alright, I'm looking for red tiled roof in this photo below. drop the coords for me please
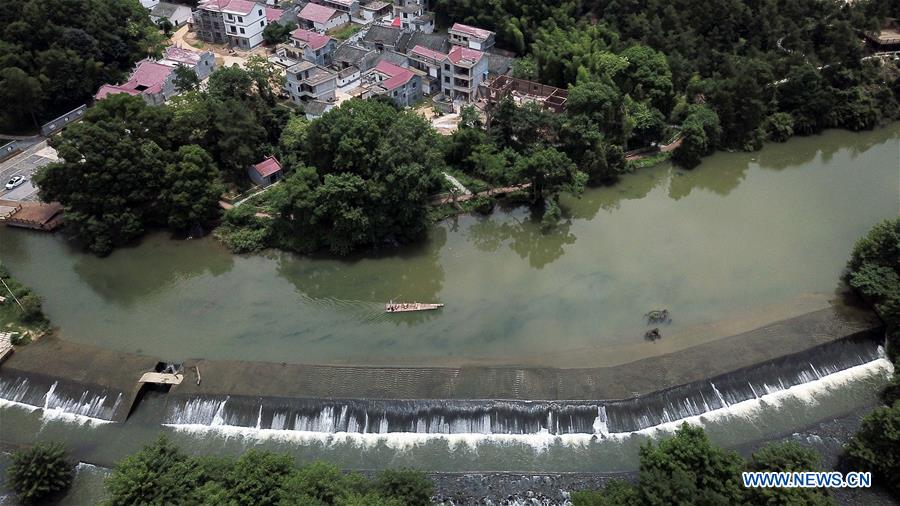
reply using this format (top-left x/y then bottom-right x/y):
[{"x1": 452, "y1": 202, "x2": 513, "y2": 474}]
[
  {"x1": 95, "y1": 60, "x2": 174, "y2": 100},
  {"x1": 450, "y1": 23, "x2": 494, "y2": 40},
  {"x1": 410, "y1": 45, "x2": 445, "y2": 62},
  {"x1": 447, "y1": 45, "x2": 484, "y2": 65},
  {"x1": 163, "y1": 45, "x2": 203, "y2": 65},
  {"x1": 373, "y1": 61, "x2": 413, "y2": 90},
  {"x1": 222, "y1": 0, "x2": 256, "y2": 14},
  {"x1": 391, "y1": 17, "x2": 400, "y2": 27},
  {"x1": 95, "y1": 84, "x2": 139, "y2": 100},
  {"x1": 252, "y1": 156, "x2": 282, "y2": 178},
  {"x1": 290, "y1": 28, "x2": 333, "y2": 50},
  {"x1": 299, "y1": 2, "x2": 338, "y2": 24},
  {"x1": 265, "y1": 7, "x2": 284, "y2": 22}
]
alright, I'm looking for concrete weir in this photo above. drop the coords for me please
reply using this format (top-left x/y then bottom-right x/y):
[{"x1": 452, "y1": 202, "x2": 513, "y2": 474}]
[{"x1": 0, "y1": 304, "x2": 886, "y2": 430}]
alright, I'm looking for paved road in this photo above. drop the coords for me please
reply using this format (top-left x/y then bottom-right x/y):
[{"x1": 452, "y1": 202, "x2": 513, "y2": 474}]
[{"x1": 0, "y1": 140, "x2": 57, "y2": 202}]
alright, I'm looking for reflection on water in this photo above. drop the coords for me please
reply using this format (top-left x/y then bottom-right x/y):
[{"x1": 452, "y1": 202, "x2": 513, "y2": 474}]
[{"x1": 0, "y1": 125, "x2": 897, "y2": 366}]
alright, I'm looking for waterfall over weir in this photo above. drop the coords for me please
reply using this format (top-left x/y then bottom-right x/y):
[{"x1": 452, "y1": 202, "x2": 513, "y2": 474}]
[
  {"x1": 0, "y1": 373, "x2": 123, "y2": 422},
  {"x1": 164, "y1": 336, "x2": 889, "y2": 438}
]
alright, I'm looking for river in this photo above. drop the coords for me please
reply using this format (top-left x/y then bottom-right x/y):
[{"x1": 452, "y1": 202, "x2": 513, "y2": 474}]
[{"x1": 0, "y1": 126, "x2": 897, "y2": 494}]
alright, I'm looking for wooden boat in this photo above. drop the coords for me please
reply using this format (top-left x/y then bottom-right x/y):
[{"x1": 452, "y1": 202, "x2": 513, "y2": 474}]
[{"x1": 385, "y1": 302, "x2": 444, "y2": 313}]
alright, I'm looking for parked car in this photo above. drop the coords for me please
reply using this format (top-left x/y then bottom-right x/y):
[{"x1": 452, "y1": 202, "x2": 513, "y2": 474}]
[{"x1": 4, "y1": 175, "x2": 25, "y2": 190}]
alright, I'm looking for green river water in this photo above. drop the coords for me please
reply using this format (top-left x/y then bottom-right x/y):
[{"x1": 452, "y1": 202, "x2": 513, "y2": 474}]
[
  {"x1": 0, "y1": 126, "x2": 898, "y2": 368},
  {"x1": 0, "y1": 126, "x2": 897, "y2": 494}
]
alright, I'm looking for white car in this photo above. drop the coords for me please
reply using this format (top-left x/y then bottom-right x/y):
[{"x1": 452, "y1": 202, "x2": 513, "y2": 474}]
[{"x1": 5, "y1": 175, "x2": 25, "y2": 190}]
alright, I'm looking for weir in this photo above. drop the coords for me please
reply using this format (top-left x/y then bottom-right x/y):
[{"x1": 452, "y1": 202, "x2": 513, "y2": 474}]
[{"x1": 0, "y1": 304, "x2": 886, "y2": 433}]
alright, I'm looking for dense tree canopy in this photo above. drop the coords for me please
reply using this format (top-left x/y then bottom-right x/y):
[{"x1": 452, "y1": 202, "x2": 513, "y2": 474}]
[
  {"x1": 7, "y1": 443, "x2": 74, "y2": 505},
  {"x1": 105, "y1": 436, "x2": 431, "y2": 505},
  {"x1": 0, "y1": 0, "x2": 162, "y2": 131}
]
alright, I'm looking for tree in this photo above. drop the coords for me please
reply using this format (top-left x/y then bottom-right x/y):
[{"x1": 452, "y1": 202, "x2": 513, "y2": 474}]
[
  {"x1": 618, "y1": 45, "x2": 674, "y2": 114},
  {"x1": 637, "y1": 424, "x2": 745, "y2": 505},
  {"x1": 221, "y1": 451, "x2": 294, "y2": 505},
  {"x1": 673, "y1": 105, "x2": 721, "y2": 169},
  {"x1": 746, "y1": 442, "x2": 834, "y2": 505},
  {"x1": 0, "y1": 67, "x2": 43, "y2": 128},
  {"x1": 263, "y1": 21, "x2": 297, "y2": 45},
  {"x1": 105, "y1": 436, "x2": 206, "y2": 505},
  {"x1": 7, "y1": 443, "x2": 74, "y2": 505},
  {"x1": 173, "y1": 65, "x2": 201, "y2": 93},
  {"x1": 162, "y1": 145, "x2": 224, "y2": 231},
  {"x1": 156, "y1": 17, "x2": 174, "y2": 37},
  {"x1": 373, "y1": 469, "x2": 433, "y2": 506},
  {"x1": 846, "y1": 402, "x2": 900, "y2": 495},
  {"x1": 514, "y1": 147, "x2": 585, "y2": 204},
  {"x1": 765, "y1": 112, "x2": 794, "y2": 142}
]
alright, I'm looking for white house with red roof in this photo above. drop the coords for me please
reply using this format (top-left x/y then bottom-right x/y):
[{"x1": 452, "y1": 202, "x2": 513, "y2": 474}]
[
  {"x1": 441, "y1": 45, "x2": 488, "y2": 102},
  {"x1": 448, "y1": 22, "x2": 495, "y2": 51},
  {"x1": 298, "y1": 2, "x2": 349, "y2": 32},
  {"x1": 158, "y1": 45, "x2": 217, "y2": 80},
  {"x1": 193, "y1": 0, "x2": 268, "y2": 48},
  {"x1": 247, "y1": 156, "x2": 283, "y2": 187},
  {"x1": 364, "y1": 60, "x2": 422, "y2": 107}
]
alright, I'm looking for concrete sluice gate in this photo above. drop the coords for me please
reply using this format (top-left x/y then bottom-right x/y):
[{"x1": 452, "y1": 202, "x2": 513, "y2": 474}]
[{"x1": 164, "y1": 335, "x2": 886, "y2": 436}]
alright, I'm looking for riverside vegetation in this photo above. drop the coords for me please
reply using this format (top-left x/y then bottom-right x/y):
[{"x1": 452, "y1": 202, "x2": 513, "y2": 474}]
[
  {"x1": 0, "y1": 262, "x2": 48, "y2": 343},
  {"x1": 15, "y1": 0, "x2": 898, "y2": 256},
  {"x1": 11, "y1": 424, "x2": 893, "y2": 505}
]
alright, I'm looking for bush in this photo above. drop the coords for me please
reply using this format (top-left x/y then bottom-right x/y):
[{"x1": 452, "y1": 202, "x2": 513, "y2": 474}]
[
  {"x1": 746, "y1": 442, "x2": 834, "y2": 505},
  {"x1": 7, "y1": 443, "x2": 74, "y2": 505},
  {"x1": 846, "y1": 402, "x2": 900, "y2": 495},
  {"x1": 373, "y1": 469, "x2": 433, "y2": 506}
]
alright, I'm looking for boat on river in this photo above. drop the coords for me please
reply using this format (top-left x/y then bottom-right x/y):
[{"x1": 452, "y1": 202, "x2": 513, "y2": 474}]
[{"x1": 385, "y1": 302, "x2": 444, "y2": 313}]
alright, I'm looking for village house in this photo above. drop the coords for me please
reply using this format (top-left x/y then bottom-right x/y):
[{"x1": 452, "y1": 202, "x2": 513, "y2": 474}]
[
  {"x1": 192, "y1": 0, "x2": 269, "y2": 48},
  {"x1": 311, "y1": 0, "x2": 359, "y2": 17},
  {"x1": 95, "y1": 61, "x2": 176, "y2": 105},
  {"x1": 150, "y1": 2, "x2": 193, "y2": 27},
  {"x1": 157, "y1": 45, "x2": 217, "y2": 79},
  {"x1": 441, "y1": 45, "x2": 488, "y2": 102},
  {"x1": 359, "y1": 0, "x2": 391, "y2": 22},
  {"x1": 277, "y1": 28, "x2": 336, "y2": 66},
  {"x1": 331, "y1": 44, "x2": 379, "y2": 85},
  {"x1": 408, "y1": 45, "x2": 444, "y2": 94},
  {"x1": 94, "y1": 46, "x2": 216, "y2": 105},
  {"x1": 448, "y1": 23, "x2": 495, "y2": 51},
  {"x1": 865, "y1": 18, "x2": 900, "y2": 53},
  {"x1": 285, "y1": 61, "x2": 338, "y2": 104},
  {"x1": 363, "y1": 60, "x2": 422, "y2": 107},
  {"x1": 298, "y1": 2, "x2": 349, "y2": 31},
  {"x1": 396, "y1": 31, "x2": 448, "y2": 54},
  {"x1": 392, "y1": 0, "x2": 432, "y2": 33},
  {"x1": 362, "y1": 25, "x2": 404, "y2": 52},
  {"x1": 247, "y1": 156, "x2": 283, "y2": 187}
]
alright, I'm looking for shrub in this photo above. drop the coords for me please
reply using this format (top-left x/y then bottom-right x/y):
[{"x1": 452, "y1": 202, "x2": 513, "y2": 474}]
[
  {"x1": 746, "y1": 442, "x2": 834, "y2": 505},
  {"x1": 846, "y1": 402, "x2": 900, "y2": 495},
  {"x1": 373, "y1": 469, "x2": 433, "y2": 506},
  {"x1": 7, "y1": 443, "x2": 74, "y2": 505}
]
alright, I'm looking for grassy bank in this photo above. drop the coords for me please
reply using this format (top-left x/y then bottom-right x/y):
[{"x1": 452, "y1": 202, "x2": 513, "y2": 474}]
[{"x1": 0, "y1": 262, "x2": 49, "y2": 344}]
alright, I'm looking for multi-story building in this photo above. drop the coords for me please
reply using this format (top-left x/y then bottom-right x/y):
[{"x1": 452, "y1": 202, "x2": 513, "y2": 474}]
[
  {"x1": 193, "y1": 0, "x2": 268, "y2": 49},
  {"x1": 364, "y1": 61, "x2": 422, "y2": 107},
  {"x1": 441, "y1": 45, "x2": 488, "y2": 102},
  {"x1": 277, "y1": 28, "x2": 336, "y2": 66},
  {"x1": 448, "y1": 23, "x2": 495, "y2": 50},
  {"x1": 408, "y1": 45, "x2": 444, "y2": 94},
  {"x1": 285, "y1": 61, "x2": 338, "y2": 104},
  {"x1": 359, "y1": 0, "x2": 391, "y2": 22},
  {"x1": 392, "y1": 0, "x2": 432, "y2": 33}
]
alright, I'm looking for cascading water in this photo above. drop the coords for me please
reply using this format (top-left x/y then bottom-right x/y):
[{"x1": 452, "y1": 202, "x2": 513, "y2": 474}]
[
  {"x1": 164, "y1": 335, "x2": 890, "y2": 441},
  {"x1": 0, "y1": 373, "x2": 123, "y2": 422}
]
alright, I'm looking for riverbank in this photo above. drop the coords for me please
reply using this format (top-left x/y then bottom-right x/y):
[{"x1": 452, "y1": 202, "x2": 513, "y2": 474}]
[{"x1": 0, "y1": 262, "x2": 49, "y2": 345}]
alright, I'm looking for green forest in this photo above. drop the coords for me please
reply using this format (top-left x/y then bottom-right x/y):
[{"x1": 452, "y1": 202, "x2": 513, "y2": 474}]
[{"x1": 0, "y1": 0, "x2": 163, "y2": 132}]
